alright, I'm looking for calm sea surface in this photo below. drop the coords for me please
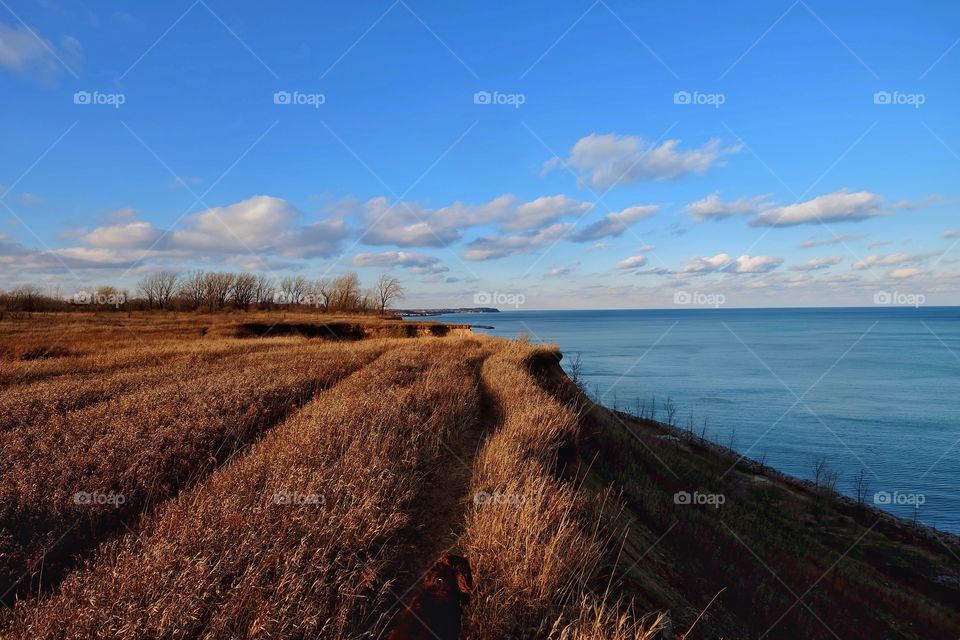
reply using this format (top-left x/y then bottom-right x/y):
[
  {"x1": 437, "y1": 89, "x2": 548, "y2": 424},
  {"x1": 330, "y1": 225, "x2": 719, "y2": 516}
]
[{"x1": 413, "y1": 307, "x2": 960, "y2": 533}]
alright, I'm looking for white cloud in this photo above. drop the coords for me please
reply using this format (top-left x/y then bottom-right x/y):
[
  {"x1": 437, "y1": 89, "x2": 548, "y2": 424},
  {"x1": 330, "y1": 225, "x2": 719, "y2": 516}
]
[
  {"x1": 77, "y1": 195, "x2": 349, "y2": 263},
  {"x1": 351, "y1": 251, "x2": 446, "y2": 274},
  {"x1": 19, "y1": 192, "x2": 43, "y2": 205},
  {"x1": 800, "y1": 233, "x2": 868, "y2": 248},
  {"x1": 505, "y1": 195, "x2": 593, "y2": 232},
  {"x1": 84, "y1": 222, "x2": 165, "y2": 249},
  {"x1": 726, "y1": 255, "x2": 783, "y2": 274},
  {"x1": 546, "y1": 262, "x2": 579, "y2": 277},
  {"x1": 681, "y1": 253, "x2": 732, "y2": 274},
  {"x1": 751, "y1": 190, "x2": 884, "y2": 227},
  {"x1": 617, "y1": 255, "x2": 648, "y2": 270},
  {"x1": 464, "y1": 223, "x2": 571, "y2": 261},
  {"x1": 889, "y1": 267, "x2": 923, "y2": 279},
  {"x1": 549, "y1": 133, "x2": 741, "y2": 188},
  {"x1": 686, "y1": 192, "x2": 769, "y2": 221},
  {"x1": 0, "y1": 22, "x2": 82, "y2": 82},
  {"x1": 852, "y1": 252, "x2": 936, "y2": 270},
  {"x1": 791, "y1": 255, "x2": 843, "y2": 271},
  {"x1": 681, "y1": 253, "x2": 782, "y2": 274},
  {"x1": 570, "y1": 205, "x2": 659, "y2": 242},
  {"x1": 359, "y1": 195, "x2": 512, "y2": 247}
]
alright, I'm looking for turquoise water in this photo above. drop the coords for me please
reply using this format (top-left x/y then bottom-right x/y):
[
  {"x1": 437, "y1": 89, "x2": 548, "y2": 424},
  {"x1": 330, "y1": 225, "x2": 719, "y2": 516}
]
[{"x1": 416, "y1": 308, "x2": 960, "y2": 533}]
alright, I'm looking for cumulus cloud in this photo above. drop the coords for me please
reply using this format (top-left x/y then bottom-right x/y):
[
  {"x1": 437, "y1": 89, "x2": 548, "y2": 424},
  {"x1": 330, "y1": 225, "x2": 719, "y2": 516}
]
[
  {"x1": 616, "y1": 255, "x2": 648, "y2": 270},
  {"x1": 569, "y1": 205, "x2": 659, "y2": 242},
  {"x1": 750, "y1": 190, "x2": 884, "y2": 227},
  {"x1": 504, "y1": 195, "x2": 593, "y2": 232},
  {"x1": 851, "y1": 252, "x2": 936, "y2": 270},
  {"x1": 681, "y1": 253, "x2": 782, "y2": 274},
  {"x1": 65, "y1": 195, "x2": 349, "y2": 268},
  {"x1": 357, "y1": 194, "x2": 590, "y2": 246},
  {"x1": 351, "y1": 251, "x2": 447, "y2": 274},
  {"x1": 464, "y1": 223, "x2": 571, "y2": 261},
  {"x1": 800, "y1": 233, "x2": 869, "y2": 248},
  {"x1": 791, "y1": 255, "x2": 843, "y2": 271},
  {"x1": 0, "y1": 22, "x2": 82, "y2": 82},
  {"x1": 889, "y1": 267, "x2": 923, "y2": 279},
  {"x1": 685, "y1": 192, "x2": 769, "y2": 221},
  {"x1": 726, "y1": 255, "x2": 783, "y2": 273},
  {"x1": 546, "y1": 262, "x2": 579, "y2": 277},
  {"x1": 681, "y1": 253, "x2": 732, "y2": 274},
  {"x1": 359, "y1": 195, "x2": 512, "y2": 247},
  {"x1": 547, "y1": 133, "x2": 741, "y2": 188},
  {"x1": 84, "y1": 221, "x2": 165, "y2": 249}
]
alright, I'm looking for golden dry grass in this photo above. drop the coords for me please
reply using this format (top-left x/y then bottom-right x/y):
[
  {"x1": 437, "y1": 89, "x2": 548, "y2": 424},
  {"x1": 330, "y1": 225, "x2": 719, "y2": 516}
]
[
  {"x1": 7, "y1": 339, "x2": 486, "y2": 639},
  {"x1": 461, "y1": 340, "x2": 663, "y2": 639},
  {"x1": 1, "y1": 313, "x2": 664, "y2": 639}
]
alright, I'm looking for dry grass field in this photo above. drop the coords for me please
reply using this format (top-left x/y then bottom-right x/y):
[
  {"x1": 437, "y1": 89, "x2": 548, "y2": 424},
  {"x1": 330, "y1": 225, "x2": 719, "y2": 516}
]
[
  {"x1": 0, "y1": 312, "x2": 956, "y2": 639},
  {"x1": 0, "y1": 312, "x2": 661, "y2": 639}
]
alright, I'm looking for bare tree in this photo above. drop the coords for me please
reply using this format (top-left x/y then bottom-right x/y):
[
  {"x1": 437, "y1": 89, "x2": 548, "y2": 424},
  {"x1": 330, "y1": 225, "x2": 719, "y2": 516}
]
[
  {"x1": 137, "y1": 276, "x2": 158, "y2": 309},
  {"x1": 375, "y1": 274, "x2": 404, "y2": 314},
  {"x1": 665, "y1": 397, "x2": 678, "y2": 426},
  {"x1": 253, "y1": 274, "x2": 276, "y2": 307},
  {"x1": 279, "y1": 276, "x2": 309, "y2": 305},
  {"x1": 231, "y1": 273, "x2": 257, "y2": 309},
  {"x1": 311, "y1": 278, "x2": 331, "y2": 311},
  {"x1": 204, "y1": 272, "x2": 235, "y2": 310},
  {"x1": 813, "y1": 456, "x2": 839, "y2": 493},
  {"x1": 330, "y1": 273, "x2": 361, "y2": 311},
  {"x1": 155, "y1": 272, "x2": 178, "y2": 309},
  {"x1": 138, "y1": 272, "x2": 178, "y2": 310},
  {"x1": 178, "y1": 271, "x2": 207, "y2": 310}
]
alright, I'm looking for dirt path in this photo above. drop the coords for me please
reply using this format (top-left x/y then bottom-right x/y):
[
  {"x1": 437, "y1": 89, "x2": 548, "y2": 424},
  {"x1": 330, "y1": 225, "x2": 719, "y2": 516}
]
[{"x1": 378, "y1": 349, "x2": 503, "y2": 630}]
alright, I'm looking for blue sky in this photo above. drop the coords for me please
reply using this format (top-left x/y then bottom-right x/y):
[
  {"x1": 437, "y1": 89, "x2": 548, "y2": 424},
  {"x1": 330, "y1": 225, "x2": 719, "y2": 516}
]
[{"x1": 1, "y1": 0, "x2": 958, "y2": 308}]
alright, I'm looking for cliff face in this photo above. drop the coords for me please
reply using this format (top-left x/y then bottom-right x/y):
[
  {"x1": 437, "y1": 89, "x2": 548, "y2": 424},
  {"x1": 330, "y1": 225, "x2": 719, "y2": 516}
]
[{"x1": 528, "y1": 350, "x2": 960, "y2": 640}]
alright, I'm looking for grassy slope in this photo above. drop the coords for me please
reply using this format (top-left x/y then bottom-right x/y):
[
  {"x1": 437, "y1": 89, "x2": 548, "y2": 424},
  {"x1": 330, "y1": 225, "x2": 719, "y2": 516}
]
[{"x1": 530, "y1": 348, "x2": 960, "y2": 640}]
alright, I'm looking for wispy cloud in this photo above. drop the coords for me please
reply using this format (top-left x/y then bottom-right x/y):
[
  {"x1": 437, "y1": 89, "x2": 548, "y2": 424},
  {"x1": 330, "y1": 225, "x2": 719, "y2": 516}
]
[
  {"x1": 685, "y1": 192, "x2": 769, "y2": 221},
  {"x1": 0, "y1": 21, "x2": 82, "y2": 82},
  {"x1": 750, "y1": 189, "x2": 884, "y2": 227},
  {"x1": 546, "y1": 133, "x2": 741, "y2": 189},
  {"x1": 570, "y1": 205, "x2": 658, "y2": 242}
]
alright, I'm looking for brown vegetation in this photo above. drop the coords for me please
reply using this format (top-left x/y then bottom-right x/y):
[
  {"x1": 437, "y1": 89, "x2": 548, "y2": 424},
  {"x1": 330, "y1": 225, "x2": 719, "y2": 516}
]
[{"x1": 1, "y1": 312, "x2": 956, "y2": 639}]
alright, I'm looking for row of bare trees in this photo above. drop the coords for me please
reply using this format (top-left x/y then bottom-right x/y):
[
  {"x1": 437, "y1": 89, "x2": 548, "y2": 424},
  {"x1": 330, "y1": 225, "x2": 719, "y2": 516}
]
[
  {"x1": 138, "y1": 271, "x2": 404, "y2": 313},
  {"x1": 1, "y1": 272, "x2": 404, "y2": 314}
]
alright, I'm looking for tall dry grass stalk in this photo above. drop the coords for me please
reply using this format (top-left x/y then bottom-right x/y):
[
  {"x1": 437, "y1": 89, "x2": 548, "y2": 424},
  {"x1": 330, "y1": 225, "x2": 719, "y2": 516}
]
[
  {"x1": 0, "y1": 339, "x2": 388, "y2": 601},
  {"x1": 8, "y1": 338, "x2": 485, "y2": 639},
  {"x1": 462, "y1": 340, "x2": 663, "y2": 639}
]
